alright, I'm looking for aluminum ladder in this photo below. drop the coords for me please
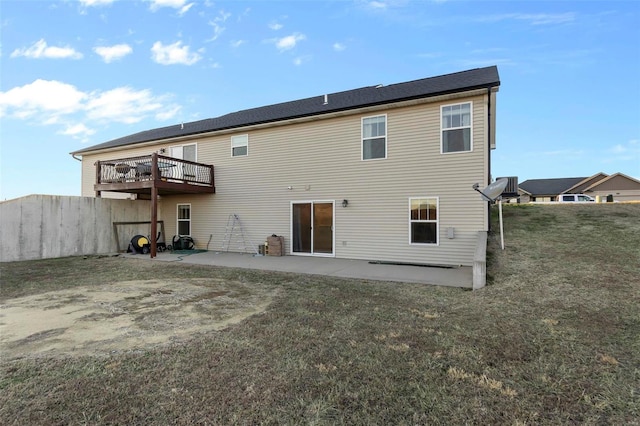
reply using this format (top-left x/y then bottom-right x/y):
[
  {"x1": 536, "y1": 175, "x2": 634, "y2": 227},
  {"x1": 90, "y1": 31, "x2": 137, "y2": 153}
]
[{"x1": 221, "y1": 214, "x2": 259, "y2": 255}]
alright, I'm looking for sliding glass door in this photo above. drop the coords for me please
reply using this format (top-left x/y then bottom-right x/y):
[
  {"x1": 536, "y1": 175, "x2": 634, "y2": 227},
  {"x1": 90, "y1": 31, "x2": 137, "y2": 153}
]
[{"x1": 292, "y1": 201, "x2": 334, "y2": 256}]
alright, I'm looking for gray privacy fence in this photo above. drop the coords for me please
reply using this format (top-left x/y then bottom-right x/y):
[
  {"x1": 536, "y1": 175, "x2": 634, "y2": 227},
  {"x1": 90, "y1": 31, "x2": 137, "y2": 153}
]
[{"x1": 0, "y1": 195, "x2": 152, "y2": 262}]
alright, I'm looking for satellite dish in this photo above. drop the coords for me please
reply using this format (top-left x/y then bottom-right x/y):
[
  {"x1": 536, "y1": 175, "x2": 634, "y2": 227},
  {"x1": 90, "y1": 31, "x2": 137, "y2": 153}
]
[
  {"x1": 471, "y1": 178, "x2": 510, "y2": 250},
  {"x1": 472, "y1": 178, "x2": 508, "y2": 202}
]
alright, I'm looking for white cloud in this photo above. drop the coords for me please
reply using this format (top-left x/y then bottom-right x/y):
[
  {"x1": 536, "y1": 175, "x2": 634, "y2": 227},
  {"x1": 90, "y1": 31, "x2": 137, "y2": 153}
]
[
  {"x1": 59, "y1": 123, "x2": 96, "y2": 139},
  {"x1": 416, "y1": 52, "x2": 442, "y2": 59},
  {"x1": 156, "y1": 105, "x2": 182, "y2": 121},
  {"x1": 209, "y1": 23, "x2": 224, "y2": 41},
  {"x1": 149, "y1": 0, "x2": 194, "y2": 14},
  {"x1": 333, "y1": 42, "x2": 346, "y2": 52},
  {"x1": 151, "y1": 41, "x2": 202, "y2": 65},
  {"x1": 230, "y1": 40, "x2": 246, "y2": 48},
  {"x1": 607, "y1": 139, "x2": 640, "y2": 162},
  {"x1": 293, "y1": 55, "x2": 311, "y2": 66},
  {"x1": 78, "y1": 0, "x2": 114, "y2": 6},
  {"x1": 274, "y1": 33, "x2": 306, "y2": 52},
  {"x1": 86, "y1": 87, "x2": 166, "y2": 124},
  {"x1": 10, "y1": 39, "x2": 83, "y2": 60},
  {"x1": 611, "y1": 144, "x2": 626, "y2": 154},
  {"x1": 178, "y1": 3, "x2": 194, "y2": 15},
  {"x1": 0, "y1": 79, "x2": 87, "y2": 118},
  {"x1": 358, "y1": 0, "x2": 414, "y2": 12},
  {"x1": 216, "y1": 10, "x2": 231, "y2": 22},
  {"x1": 520, "y1": 13, "x2": 575, "y2": 25},
  {"x1": 368, "y1": 1, "x2": 388, "y2": 9},
  {"x1": 208, "y1": 11, "x2": 231, "y2": 41},
  {"x1": 94, "y1": 44, "x2": 133, "y2": 63},
  {"x1": 0, "y1": 79, "x2": 181, "y2": 139},
  {"x1": 475, "y1": 13, "x2": 575, "y2": 26},
  {"x1": 269, "y1": 22, "x2": 283, "y2": 30}
]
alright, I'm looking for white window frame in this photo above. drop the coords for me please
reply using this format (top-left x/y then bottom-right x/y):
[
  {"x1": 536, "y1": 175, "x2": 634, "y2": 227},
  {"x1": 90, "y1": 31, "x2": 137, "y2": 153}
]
[
  {"x1": 289, "y1": 200, "x2": 336, "y2": 258},
  {"x1": 168, "y1": 143, "x2": 197, "y2": 180},
  {"x1": 177, "y1": 203, "x2": 191, "y2": 236},
  {"x1": 441, "y1": 102, "x2": 473, "y2": 154},
  {"x1": 169, "y1": 143, "x2": 197, "y2": 161},
  {"x1": 231, "y1": 134, "x2": 249, "y2": 157},
  {"x1": 361, "y1": 114, "x2": 387, "y2": 161},
  {"x1": 408, "y1": 197, "x2": 439, "y2": 245}
]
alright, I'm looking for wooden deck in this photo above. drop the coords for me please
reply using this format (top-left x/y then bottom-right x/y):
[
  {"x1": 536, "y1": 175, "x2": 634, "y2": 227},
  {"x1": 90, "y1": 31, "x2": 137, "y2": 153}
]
[
  {"x1": 94, "y1": 153, "x2": 215, "y2": 197},
  {"x1": 94, "y1": 153, "x2": 214, "y2": 258}
]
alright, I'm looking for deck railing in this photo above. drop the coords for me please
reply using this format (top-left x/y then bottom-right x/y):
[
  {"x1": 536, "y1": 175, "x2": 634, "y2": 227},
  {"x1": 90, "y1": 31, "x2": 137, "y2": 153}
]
[{"x1": 96, "y1": 153, "x2": 214, "y2": 188}]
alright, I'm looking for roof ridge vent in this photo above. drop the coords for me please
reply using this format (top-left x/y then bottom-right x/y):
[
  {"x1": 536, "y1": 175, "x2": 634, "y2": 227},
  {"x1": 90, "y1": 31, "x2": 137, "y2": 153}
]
[{"x1": 375, "y1": 84, "x2": 384, "y2": 88}]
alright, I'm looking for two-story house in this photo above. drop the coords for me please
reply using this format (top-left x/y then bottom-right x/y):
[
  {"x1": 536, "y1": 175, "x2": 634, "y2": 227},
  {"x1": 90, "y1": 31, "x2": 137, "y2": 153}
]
[{"x1": 70, "y1": 66, "x2": 500, "y2": 266}]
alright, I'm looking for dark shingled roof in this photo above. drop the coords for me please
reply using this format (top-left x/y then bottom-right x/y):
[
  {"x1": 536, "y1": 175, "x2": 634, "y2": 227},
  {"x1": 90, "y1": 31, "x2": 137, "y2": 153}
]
[
  {"x1": 72, "y1": 66, "x2": 499, "y2": 155},
  {"x1": 519, "y1": 178, "x2": 587, "y2": 196}
]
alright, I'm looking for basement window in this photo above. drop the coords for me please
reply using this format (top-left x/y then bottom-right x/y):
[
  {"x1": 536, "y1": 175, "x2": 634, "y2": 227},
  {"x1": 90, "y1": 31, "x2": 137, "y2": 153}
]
[
  {"x1": 409, "y1": 197, "x2": 438, "y2": 245},
  {"x1": 177, "y1": 204, "x2": 191, "y2": 236}
]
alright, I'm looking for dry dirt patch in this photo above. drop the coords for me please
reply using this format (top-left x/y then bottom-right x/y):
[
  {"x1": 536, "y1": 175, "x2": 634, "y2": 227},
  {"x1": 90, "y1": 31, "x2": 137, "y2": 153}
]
[{"x1": 0, "y1": 278, "x2": 277, "y2": 360}]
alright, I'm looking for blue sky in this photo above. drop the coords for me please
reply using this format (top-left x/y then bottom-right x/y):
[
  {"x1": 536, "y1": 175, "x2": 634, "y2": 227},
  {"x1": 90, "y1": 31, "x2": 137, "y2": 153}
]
[{"x1": 1, "y1": 0, "x2": 639, "y2": 201}]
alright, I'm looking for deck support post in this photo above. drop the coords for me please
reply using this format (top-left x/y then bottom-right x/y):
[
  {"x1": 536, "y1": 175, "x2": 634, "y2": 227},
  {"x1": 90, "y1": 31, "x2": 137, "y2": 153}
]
[
  {"x1": 150, "y1": 153, "x2": 158, "y2": 258},
  {"x1": 95, "y1": 161, "x2": 102, "y2": 197}
]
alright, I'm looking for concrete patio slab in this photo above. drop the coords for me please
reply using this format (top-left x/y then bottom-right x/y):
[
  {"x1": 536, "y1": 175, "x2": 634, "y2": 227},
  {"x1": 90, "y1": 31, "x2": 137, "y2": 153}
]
[{"x1": 132, "y1": 251, "x2": 472, "y2": 288}]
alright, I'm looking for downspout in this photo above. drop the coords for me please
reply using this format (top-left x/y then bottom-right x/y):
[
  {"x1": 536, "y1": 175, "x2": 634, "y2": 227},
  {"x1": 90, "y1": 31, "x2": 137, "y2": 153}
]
[
  {"x1": 487, "y1": 87, "x2": 492, "y2": 233},
  {"x1": 72, "y1": 154, "x2": 82, "y2": 161}
]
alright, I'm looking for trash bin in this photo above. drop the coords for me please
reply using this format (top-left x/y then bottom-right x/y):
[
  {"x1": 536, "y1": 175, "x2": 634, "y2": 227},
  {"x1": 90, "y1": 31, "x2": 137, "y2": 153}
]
[{"x1": 606, "y1": 194, "x2": 614, "y2": 203}]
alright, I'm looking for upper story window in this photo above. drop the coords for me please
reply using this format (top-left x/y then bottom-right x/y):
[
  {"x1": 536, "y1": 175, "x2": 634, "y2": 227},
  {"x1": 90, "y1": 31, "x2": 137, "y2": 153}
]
[
  {"x1": 169, "y1": 143, "x2": 197, "y2": 179},
  {"x1": 441, "y1": 102, "x2": 472, "y2": 153},
  {"x1": 170, "y1": 143, "x2": 196, "y2": 161},
  {"x1": 409, "y1": 197, "x2": 438, "y2": 245},
  {"x1": 362, "y1": 115, "x2": 386, "y2": 160},
  {"x1": 231, "y1": 134, "x2": 248, "y2": 157}
]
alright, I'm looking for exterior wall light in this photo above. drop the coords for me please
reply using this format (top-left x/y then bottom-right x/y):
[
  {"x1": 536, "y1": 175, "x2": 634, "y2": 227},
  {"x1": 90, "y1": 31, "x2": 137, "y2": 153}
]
[{"x1": 342, "y1": 199, "x2": 349, "y2": 208}]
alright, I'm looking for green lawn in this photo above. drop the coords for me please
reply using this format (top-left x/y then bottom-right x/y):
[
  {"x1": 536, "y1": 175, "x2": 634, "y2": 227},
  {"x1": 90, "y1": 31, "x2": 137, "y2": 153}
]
[{"x1": 1, "y1": 203, "x2": 639, "y2": 424}]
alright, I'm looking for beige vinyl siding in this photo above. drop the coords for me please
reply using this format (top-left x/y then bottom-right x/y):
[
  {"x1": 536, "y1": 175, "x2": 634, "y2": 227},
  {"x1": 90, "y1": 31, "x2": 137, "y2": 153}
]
[
  {"x1": 588, "y1": 190, "x2": 640, "y2": 202},
  {"x1": 584, "y1": 175, "x2": 640, "y2": 202},
  {"x1": 80, "y1": 92, "x2": 491, "y2": 266},
  {"x1": 80, "y1": 145, "x2": 165, "y2": 197},
  {"x1": 591, "y1": 175, "x2": 639, "y2": 191}
]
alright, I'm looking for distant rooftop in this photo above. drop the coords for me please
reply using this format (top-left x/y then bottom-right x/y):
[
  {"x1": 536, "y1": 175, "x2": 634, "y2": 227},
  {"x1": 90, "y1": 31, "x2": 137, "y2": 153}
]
[{"x1": 519, "y1": 177, "x2": 587, "y2": 196}]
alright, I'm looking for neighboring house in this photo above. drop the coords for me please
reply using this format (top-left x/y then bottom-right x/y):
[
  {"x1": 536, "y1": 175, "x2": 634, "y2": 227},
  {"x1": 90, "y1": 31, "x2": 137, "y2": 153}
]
[
  {"x1": 519, "y1": 172, "x2": 640, "y2": 202},
  {"x1": 578, "y1": 173, "x2": 640, "y2": 202},
  {"x1": 518, "y1": 177, "x2": 588, "y2": 202},
  {"x1": 70, "y1": 66, "x2": 500, "y2": 267}
]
